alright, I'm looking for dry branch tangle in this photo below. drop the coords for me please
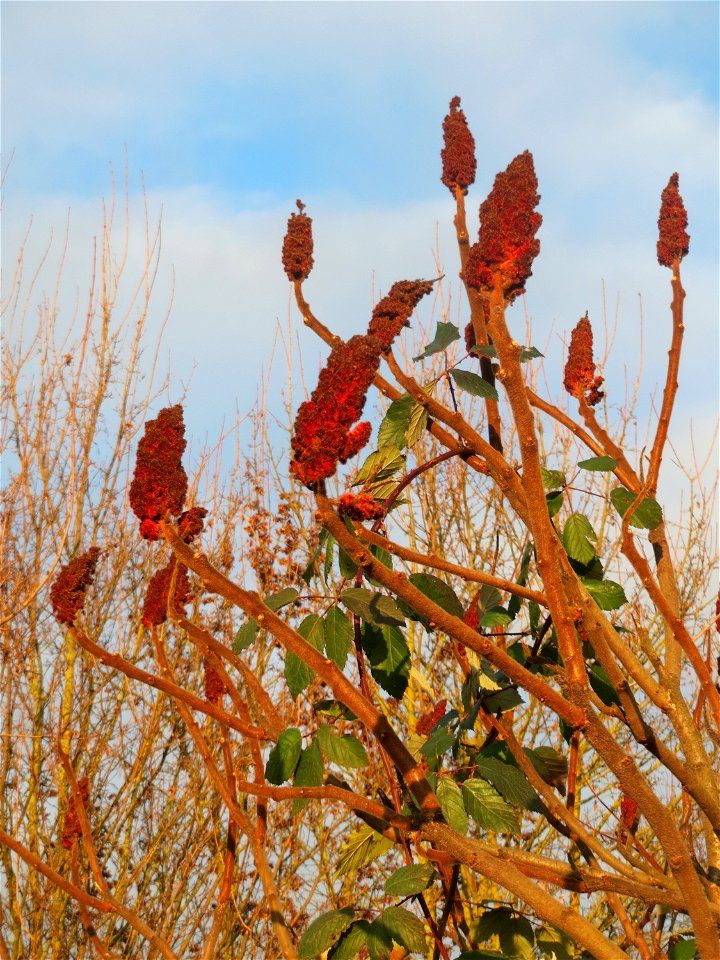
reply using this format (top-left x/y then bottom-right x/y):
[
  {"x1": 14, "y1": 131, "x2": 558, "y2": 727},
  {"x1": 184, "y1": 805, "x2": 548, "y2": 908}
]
[{"x1": 7, "y1": 98, "x2": 717, "y2": 960}]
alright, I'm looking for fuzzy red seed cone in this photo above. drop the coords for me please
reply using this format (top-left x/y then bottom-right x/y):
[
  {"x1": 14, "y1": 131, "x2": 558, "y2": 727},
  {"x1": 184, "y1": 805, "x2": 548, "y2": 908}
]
[
  {"x1": 50, "y1": 547, "x2": 101, "y2": 625},
  {"x1": 441, "y1": 96, "x2": 476, "y2": 195},
  {"x1": 282, "y1": 199, "x2": 314, "y2": 282},
  {"x1": 564, "y1": 314, "x2": 604, "y2": 406},
  {"x1": 142, "y1": 561, "x2": 192, "y2": 628},
  {"x1": 367, "y1": 279, "x2": 435, "y2": 352},
  {"x1": 130, "y1": 405, "x2": 188, "y2": 537},
  {"x1": 466, "y1": 151, "x2": 542, "y2": 302},
  {"x1": 657, "y1": 173, "x2": 689, "y2": 268}
]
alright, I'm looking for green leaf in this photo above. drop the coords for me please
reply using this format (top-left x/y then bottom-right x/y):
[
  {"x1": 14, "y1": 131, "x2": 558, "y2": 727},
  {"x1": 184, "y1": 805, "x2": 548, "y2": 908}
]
[
  {"x1": 536, "y1": 928, "x2": 574, "y2": 960},
  {"x1": 437, "y1": 777, "x2": 469, "y2": 833},
  {"x1": 234, "y1": 618, "x2": 259, "y2": 652},
  {"x1": 519, "y1": 346, "x2": 544, "y2": 362},
  {"x1": 381, "y1": 906, "x2": 427, "y2": 954},
  {"x1": 353, "y1": 446, "x2": 405, "y2": 488},
  {"x1": 546, "y1": 491, "x2": 564, "y2": 518},
  {"x1": 610, "y1": 487, "x2": 663, "y2": 529},
  {"x1": 578, "y1": 455, "x2": 617, "y2": 472},
  {"x1": 265, "y1": 728, "x2": 302, "y2": 785},
  {"x1": 562, "y1": 514, "x2": 597, "y2": 565},
  {"x1": 541, "y1": 467, "x2": 566, "y2": 490},
  {"x1": 292, "y1": 739, "x2": 324, "y2": 813},
  {"x1": 329, "y1": 921, "x2": 370, "y2": 960},
  {"x1": 324, "y1": 607, "x2": 353, "y2": 670},
  {"x1": 458, "y1": 952, "x2": 504, "y2": 960},
  {"x1": 419, "y1": 726, "x2": 457, "y2": 762},
  {"x1": 413, "y1": 321, "x2": 460, "y2": 361},
  {"x1": 589, "y1": 662, "x2": 621, "y2": 707},
  {"x1": 581, "y1": 577, "x2": 627, "y2": 610},
  {"x1": 298, "y1": 908, "x2": 356, "y2": 959},
  {"x1": 335, "y1": 825, "x2": 393, "y2": 878},
  {"x1": 285, "y1": 614, "x2": 325, "y2": 698},
  {"x1": 526, "y1": 747, "x2": 568, "y2": 792},
  {"x1": 323, "y1": 535, "x2": 335, "y2": 582},
  {"x1": 338, "y1": 544, "x2": 359, "y2": 579},
  {"x1": 302, "y1": 529, "x2": 329, "y2": 584},
  {"x1": 474, "y1": 906, "x2": 535, "y2": 957},
  {"x1": 450, "y1": 369, "x2": 500, "y2": 401},
  {"x1": 360, "y1": 624, "x2": 410, "y2": 698},
  {"x1": 314, "y1": 699, "x2": 359, "y2": 721},
  {"x1": 668, "y1": 939, "x2": 697, "y2": 960},
  {"x1": 470, "y1": 344, "x2": 497, "y2": 358},
  {"x1": 462, "y1": 779, "x2": 520, "y2": 834},
  {"x1": 474, "y1": 756, "x2": 542, "y2": 811},
  {"x1": 341, "y1": 588, "x2": 406, "y2": 627},
  {"x1": 405, "y1": 399, "x2": 429, "y2": 449},
  {"x1": 264, "y1": 587, "x2": 299, "y2": 611},
  {"x1": 408, "y1": 573, "x2": 464, "y2": 618},
  {"x1": 366, "y1": 920, "x2": 394, "y2": 960},
  {"x1": 480, "y1": 607, "x2": 513, "y2": 628},
  {"x1": 317, "y1": 726, "x2": 368, "y2": 768},
  {"x1": 378, "y1": 394, "x2": 414, "y2": 449},
  {"x1": 384, "y1": 862, "x2": 435, "y2": 897}
]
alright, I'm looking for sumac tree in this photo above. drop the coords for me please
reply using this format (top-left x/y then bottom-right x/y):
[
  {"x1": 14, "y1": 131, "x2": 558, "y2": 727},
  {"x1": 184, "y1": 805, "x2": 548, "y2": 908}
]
[{"x1": 3, "y1": 98, "x2": 718, "y2": 960}]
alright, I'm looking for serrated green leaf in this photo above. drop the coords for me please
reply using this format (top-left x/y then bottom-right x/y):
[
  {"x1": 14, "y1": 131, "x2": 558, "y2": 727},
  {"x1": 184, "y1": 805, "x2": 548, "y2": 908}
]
[
  {"x1": 324, "y1": 607, "x2": 353, "y2": 670},
  {"x1": 381, "y1": 906, "x2": 428, "y2": 954},
  {"x1": 519, "y1": 346, "x2": 544, "y2": 362},
  {"x1": 546, "y1": 490, "x2": 564, "y2": 518},
  {"x1": 378, "y1": 395, "x2": 414, "y2": 449},
  {"x1": 406, "y1": 400, "x2": 429, "y2": 450},
  {"x1": 234, "y1": 618, "x2": 259, "y2": 652},
  {"x1": 366, "y1": 919, "x2": 394, "y2": 960},
  {"x1": 314, "y1": 699, "x2": 359, "y2": 721},
  {"x1": 526, "y1": 747, "x2": 568, "y2": 792},
  {"x1": 540, "y1": 466, "x2": 566, "y2": 490},
  {"x1": 578, "y1": 455, "x2": 617, "y2": 472},
  {"x1": 581, "y1": 577, "x2": 627, "y2": 610},
  {"x1": 610, "y1": 487, "x2": 663, "y2": 529},
  {"x1": 298, "y1": 908, "x2": 356, "y2": 959},
  {"x1": 353, "y1": 446, "x2": 405, "y2": 488},
  {"x1": 562, "y1": 514, "x2": 597, "y2": 565},
  {"x1": 384, "y1": 862, "x2": 435, "y2": 897},
  {"x1": 263, "y1": 587, "x2": 299, "y2": 611},
  {"x1": 338, "y1": 544, "x2": 359, "y2": 579},
  {"x1": 285, "y1": 614, "x2": 325, "y2": 698},
  {"x1": 419, "y1": 726, "x2": 456, "y2": 761},
  {"x1": 317, "y1": 726, "x2": 368, "y2": 768},
  {"x1": 413, "y1": 321, "x2": 460, "y2": 361},
  {"x1": 458, "y1": 952, "x2": 505, "y2": 960},
  {"x1": 470, "y1": 344, "x2": 498, "y2": 358},
  {"x1": 329, "y1": 920, "x2": 371, "y2": 960},
  {"x1": 437, "y1": 777, "x2": 469, "y2": 833},
  {"x1": 474, "y1": 757, "x2": 541, "y2": 811},
  {"x1": 481, "y1": 686, "x2": 524, "y2": 713},
  {"x1": 265, "y1": 728, "x2": 302, "y2": 785},
  {"x1": 302, "y1": 529, "x2": 329, "y2": 584},
  {"x1": 450, "y1": 368, "x2": 500, "y2": 401},
  {"x1": 668, "y1": 939, "x2": 697, "y2": 960},
  {"x1": 341, "y1": 588, "x2": 406, "y2": 627},
  {"x1": 292, "y1": 739, "x2": 324, "y2": 813},
  {"x1": 323, "y1": 535, "x2": 335, "y2": 582},
  {"x1": 360, "y1": 624, "x2": 410, "y2": 698},
  {"x1": 462, "y1": 779, "x2": 520, "y2": 833},
  {"x1": 407, "y1": 573, "x2": 464, "y2": 618},
  {"x1": 481, "y1": 606, "x2": 513, "y2": 627},
  {"x1": 335, "y1": 825, "x2": 393, "y2": 878},
  {"x1": 589, "y1": 662, "x2": 621, "y2": 707}
]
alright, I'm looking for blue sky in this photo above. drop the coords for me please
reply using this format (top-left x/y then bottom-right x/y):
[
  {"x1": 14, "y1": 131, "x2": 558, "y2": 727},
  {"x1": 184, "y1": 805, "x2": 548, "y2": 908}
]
[{"x1": 3, "y1": 1, "x2": 718, "y2": 502}]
